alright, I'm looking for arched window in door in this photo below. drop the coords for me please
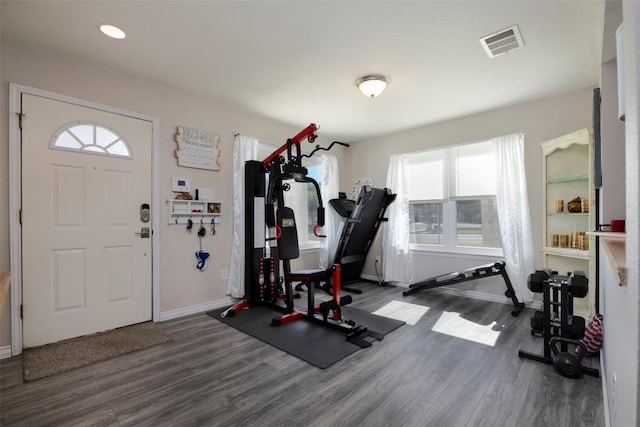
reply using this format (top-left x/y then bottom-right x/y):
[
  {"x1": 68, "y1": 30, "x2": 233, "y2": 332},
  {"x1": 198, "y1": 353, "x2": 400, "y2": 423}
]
[{"x1": 50, "y1": 121, "x2": 132, "y2": 158}]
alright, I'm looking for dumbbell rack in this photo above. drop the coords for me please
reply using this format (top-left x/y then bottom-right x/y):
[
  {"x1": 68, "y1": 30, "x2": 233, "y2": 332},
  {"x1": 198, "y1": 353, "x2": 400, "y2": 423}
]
[{"x1": 518, "y1": 271, "x2": 599, "y2": 378}]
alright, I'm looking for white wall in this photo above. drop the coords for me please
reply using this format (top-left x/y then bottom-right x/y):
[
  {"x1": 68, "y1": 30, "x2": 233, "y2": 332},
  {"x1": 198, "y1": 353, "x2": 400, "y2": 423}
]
[
  {"x1": 345, "y1": 88, "x2": 595, "y2": 297},
  {"x1": 623, "y1": 1, "x2": 640, "y2": 425},
  {"x1": 600, "y1": 59, "x2": 627, "y2": 222},
  {"x1": 596, "y1": 1, "x2": 640, "y2": 425},
  {"x1": 0, "y1": 41, "x2": 335, "y2": 347}
]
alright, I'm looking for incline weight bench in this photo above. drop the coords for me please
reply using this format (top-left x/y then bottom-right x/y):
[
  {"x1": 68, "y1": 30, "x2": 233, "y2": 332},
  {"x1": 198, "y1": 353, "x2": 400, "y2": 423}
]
[{"x1": 402, "y1": 262, "x2": 525, "y2": 316}]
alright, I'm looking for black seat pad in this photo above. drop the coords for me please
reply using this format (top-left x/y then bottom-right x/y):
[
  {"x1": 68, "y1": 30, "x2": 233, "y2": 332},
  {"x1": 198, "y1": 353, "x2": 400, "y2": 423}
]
[{"x1": 286, "y1": 269, "x2": 328, "y2": 282}]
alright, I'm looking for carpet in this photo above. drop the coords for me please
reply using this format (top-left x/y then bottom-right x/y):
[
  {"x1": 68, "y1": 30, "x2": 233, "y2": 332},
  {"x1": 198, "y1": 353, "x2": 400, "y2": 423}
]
[
  {"x1": 207, "y1": 304, "x2": 405, "y2": 368},
  {"x1": 22, "y1": 322, "x2": 171, "y2": 381}
]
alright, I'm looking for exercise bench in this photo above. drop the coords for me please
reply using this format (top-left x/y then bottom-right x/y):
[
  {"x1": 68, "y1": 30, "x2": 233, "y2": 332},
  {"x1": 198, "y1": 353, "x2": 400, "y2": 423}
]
[{"x1": 402, "y1": 262, "x2": 525, "y2": 316}]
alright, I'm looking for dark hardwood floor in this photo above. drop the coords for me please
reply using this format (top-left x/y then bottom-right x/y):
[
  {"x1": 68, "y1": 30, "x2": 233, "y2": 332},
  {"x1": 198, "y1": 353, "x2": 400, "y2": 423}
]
[{"x1": 1, "y1": 283, "x2": 604, "y2": 426}]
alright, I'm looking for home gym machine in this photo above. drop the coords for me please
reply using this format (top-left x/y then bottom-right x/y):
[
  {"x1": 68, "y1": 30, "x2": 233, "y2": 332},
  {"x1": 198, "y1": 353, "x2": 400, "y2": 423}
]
[
  {"x1": 518, "y1": 269, "x2": 599, "y2": 378},
  {"x1": 402, "y1": 262, "x2": 525, "y2": 316},
  {"x1": 221, "y1": 123, "x2": 384, "y2": 347}
]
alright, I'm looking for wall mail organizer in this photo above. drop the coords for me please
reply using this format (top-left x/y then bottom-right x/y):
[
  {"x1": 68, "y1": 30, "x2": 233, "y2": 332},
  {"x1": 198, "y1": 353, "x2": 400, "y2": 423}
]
[{"x1": 168, "y1": 200, "x2": 222, "y2": 225}]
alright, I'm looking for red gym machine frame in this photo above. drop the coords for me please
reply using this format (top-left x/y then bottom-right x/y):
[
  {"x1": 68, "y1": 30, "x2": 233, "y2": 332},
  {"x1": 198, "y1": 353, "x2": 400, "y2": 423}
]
[
  {"x1": 261, "y1": 123, "x2": 318, "y2": 169},
  {"x1": 220, "y1": 123, "x2": 378, "y2": 343}
]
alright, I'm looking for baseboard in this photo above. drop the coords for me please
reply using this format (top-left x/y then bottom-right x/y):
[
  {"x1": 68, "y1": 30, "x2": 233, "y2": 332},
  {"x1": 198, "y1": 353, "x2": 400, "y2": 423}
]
[
  {"x1": 159, "y1": 297, "x2": 237, "y2": 322},
  {"x1": 0, "y1": 345, "x2": 12, "y2": 360},
  {"x1": 158, "y1": 279, "x2": 542, "y2": 323},
  {"x1": 359, "y1": 273, "x2": 390, "y2": 285},
  {"x1": 600, "y1": 353, "x2": 610, "y2": 427},
  {"x1": 359, "y1": 274, "x2": 541, "y2": 311}
]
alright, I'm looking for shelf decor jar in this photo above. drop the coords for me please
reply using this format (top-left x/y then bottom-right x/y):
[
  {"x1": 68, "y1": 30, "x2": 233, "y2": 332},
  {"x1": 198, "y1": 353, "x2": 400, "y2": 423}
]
[
  {"x1": 567, "y1": 196, "x2": 582, "y2": 213},
  {"x1": 581, "y1": 198, "x2": 589, "y2": 213}
]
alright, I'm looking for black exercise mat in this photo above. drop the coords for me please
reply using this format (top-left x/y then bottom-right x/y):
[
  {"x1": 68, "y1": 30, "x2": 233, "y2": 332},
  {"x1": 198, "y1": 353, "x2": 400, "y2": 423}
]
[{"x1": 207, "y1": 305, "x2": 404, "y2": 368}]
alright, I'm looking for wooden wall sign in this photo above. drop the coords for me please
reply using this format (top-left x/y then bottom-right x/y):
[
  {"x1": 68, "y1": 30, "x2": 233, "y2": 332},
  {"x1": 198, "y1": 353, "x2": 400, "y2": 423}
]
[{"x1": 174, "y1": 126, "x2": 220, "y2": 170}]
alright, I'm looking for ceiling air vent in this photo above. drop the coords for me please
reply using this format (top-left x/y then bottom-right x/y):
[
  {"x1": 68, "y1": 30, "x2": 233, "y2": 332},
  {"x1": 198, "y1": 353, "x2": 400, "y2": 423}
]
[{"x1": 479, "y1": 25, "x2": 524, "y2": 58}]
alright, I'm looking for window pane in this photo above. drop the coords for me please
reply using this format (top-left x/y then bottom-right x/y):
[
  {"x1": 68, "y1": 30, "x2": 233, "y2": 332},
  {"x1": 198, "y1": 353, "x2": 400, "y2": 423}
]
[
  {"x1": 107, "y1": 140, "x2": 131, "y2": 157},
  {"x1": 408, "y1": 149, "x2": 445, "y2": 200},
  {"x1": 96, "y1": 126, "x2": 118, "y2": 147},
  {"x1": 55, "y1": 131, "x2": 82, "y2": 149},
  {"x1": 51, "y1": 122, "x2": 132, "y2": 159},
  {"x1": 409, "y1": 201, "x2": 443, "y2": 245},
  {"x1": 456, "y1": 199, "x2": 501, "y2": 248},
  {"x1": 83, "y1": 145, "x2": 106, "y2": 153},
  {"x1": 454, "y1": 141, "x2": 496, "y2": 197},
  {"x1": 282, "y1": 181, "x2": 319, "y2": 245},
  {"x1": 69, "y1": 125, "x2": 94, "y2": 145}
]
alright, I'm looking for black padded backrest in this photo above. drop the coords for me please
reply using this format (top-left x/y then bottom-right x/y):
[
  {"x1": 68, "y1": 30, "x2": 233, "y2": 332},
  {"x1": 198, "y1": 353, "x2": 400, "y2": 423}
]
[
  {"x1": 329, "y1": 198, "x2": 355, "y2": 218},
  {"x1": 277, "y1": 207, "x2": 299, "y2": 260}
]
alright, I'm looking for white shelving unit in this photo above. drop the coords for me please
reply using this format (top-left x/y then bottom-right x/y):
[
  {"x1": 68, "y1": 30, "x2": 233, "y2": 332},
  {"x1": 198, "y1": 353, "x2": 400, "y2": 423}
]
[
  {"x1": 540, "y1": 128, "x2": 595, "y2": 318},
  {"x1": 168, "y1": 200, "x2": 222, "y2": 224}
]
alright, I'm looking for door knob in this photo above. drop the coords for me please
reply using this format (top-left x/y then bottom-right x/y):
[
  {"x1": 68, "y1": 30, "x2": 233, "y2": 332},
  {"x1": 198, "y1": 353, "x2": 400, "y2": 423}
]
[{"x1": 135, "y1": 227, "x2": 150, "y2": 238}]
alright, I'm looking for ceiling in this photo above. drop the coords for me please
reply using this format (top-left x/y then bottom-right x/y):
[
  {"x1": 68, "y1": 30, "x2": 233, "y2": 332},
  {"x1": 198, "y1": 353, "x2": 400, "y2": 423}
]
[{"x1": 1, "y1": 1, "x2": 606, "y2": 142}]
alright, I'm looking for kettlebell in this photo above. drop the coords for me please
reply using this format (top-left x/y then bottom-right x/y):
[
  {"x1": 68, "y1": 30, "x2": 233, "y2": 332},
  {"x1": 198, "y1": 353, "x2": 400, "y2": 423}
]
[{"x1": 549, "y1": 337, "x2": 587, "y2": 378}]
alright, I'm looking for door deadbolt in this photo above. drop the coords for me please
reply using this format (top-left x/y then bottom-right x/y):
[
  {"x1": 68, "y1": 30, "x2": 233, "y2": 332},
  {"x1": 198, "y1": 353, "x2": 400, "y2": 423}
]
[{"x1": 140, "y1": 203, "x2": 150, "y2": 223}]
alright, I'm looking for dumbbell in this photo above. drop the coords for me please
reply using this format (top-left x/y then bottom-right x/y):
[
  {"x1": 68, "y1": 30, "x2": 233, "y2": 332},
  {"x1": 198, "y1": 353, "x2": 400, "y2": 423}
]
[
  {"x1": 531, "y1": 311, "x2": 584, "y2": 338},
  {"x1": 568, "y1": 272, "x2": 588, "y2": 298},
  {"x1": 568, "y1": 315, "x2": 585, "y2": 339},
  {"x1": 527, "y1": 270, "x2": 551, "y2": 293},
  {"x1": 530, "y1": 310, "x2": 543, "y2": 335}
]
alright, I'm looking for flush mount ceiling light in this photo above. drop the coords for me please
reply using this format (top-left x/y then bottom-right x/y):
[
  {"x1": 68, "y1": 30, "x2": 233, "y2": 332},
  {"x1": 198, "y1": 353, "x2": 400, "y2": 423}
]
[
  {"x1": 99, "y1": 24, "x2": 126, "y2": 40},
  {"x1": 356, "y1": 75, "x2": 389, "y2": 98}
]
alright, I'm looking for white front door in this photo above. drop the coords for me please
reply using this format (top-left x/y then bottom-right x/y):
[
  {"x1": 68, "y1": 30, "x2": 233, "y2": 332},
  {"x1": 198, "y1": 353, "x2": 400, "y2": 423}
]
[{"x1": 21, "y1": 93, "x2": 153, "y2": 348}]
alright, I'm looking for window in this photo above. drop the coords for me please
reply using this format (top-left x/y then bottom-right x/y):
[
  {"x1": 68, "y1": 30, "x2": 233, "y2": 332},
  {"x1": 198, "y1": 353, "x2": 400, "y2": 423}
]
[
  {"x1": 51, "y1": 122, "x2": 131, "y2": 158},
  {"x1": 258, "y1": 143, "x2": 324, "y2": 249},
  {"x1": 407, "y1": 140, "x2": 502, "y2": 254}
]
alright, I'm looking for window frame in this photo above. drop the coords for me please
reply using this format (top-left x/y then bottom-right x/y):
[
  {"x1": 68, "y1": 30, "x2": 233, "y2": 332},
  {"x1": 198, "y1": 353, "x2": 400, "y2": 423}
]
[
  {"x1": 407, "y1": 142, "x2": 504, "y2": 257},
  {"x1": 50, "y1": 121, "x2": 132, "y2": 159}
]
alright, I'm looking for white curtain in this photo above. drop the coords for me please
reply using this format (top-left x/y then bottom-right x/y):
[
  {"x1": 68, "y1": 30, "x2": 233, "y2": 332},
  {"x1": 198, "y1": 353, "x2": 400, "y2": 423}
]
[
  {"x1": 226, "y1": 135, "x2": 258, "y2": 298},
  {"x1": 318, "y1": 154, "x2": 340, "y2": 269},
  {"x1": 383, "y1": 154, "x2": 413, "y2": 283},
  {"x1": 493, "y1": 133, "x2": 534, "y2": 303}
]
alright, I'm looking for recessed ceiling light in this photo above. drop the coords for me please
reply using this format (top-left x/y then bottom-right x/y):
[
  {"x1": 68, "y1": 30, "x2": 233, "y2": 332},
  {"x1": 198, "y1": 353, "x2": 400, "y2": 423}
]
[{"x1": 99, "y1": 24, "x2": 126, "y2": 40}]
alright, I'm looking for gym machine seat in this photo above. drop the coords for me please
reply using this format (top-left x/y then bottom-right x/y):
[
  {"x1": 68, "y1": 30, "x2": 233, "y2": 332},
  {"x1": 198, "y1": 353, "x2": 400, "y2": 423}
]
[{"x1": 271, "y1": 206, "x2": 381, "y2": 347}]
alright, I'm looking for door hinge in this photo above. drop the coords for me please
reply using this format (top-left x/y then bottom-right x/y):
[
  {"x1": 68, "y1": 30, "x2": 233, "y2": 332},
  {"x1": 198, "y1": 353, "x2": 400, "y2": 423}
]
[
  {"x1": 19, "y1": 208, "x2": 23, "y2": 225},
  {"x1": 20, "y1": 304, "x2": 23, "y2": 319},
  {"x1": 17, "y1": 113, "x2": 24, "y2": 129}
]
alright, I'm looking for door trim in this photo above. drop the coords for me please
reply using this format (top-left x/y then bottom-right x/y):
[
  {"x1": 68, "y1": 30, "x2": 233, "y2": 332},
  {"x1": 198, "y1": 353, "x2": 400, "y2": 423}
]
[{"x1": 9, "y1": 83, "x2": 161, "y2": 355}]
